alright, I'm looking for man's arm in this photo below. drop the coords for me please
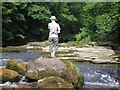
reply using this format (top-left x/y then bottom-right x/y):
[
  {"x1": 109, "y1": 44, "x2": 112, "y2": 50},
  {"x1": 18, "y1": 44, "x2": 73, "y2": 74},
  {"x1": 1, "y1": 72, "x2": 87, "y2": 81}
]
[
  {"x1": 57, "y1": 24, "x2": 61, "y2": 33},
  {"x1": 48, "y1": 23, "x2": 50, "y2": 30}
]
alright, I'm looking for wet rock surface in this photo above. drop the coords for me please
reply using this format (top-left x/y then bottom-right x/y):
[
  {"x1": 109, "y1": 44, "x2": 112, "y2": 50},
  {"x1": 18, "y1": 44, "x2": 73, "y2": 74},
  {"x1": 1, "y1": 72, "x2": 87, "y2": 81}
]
[{"x1": 0, "y1": 68, "x2": 19, "y2": 82}]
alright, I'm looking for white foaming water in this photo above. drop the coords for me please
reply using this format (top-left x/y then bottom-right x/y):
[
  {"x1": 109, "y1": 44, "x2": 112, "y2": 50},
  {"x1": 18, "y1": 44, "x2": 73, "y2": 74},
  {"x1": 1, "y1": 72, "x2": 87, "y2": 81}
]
[
  {"x1": 0, "y1": 66, "x2": 5, "y2": 68},
  {"x1": 86, "y1": 73, "x2": 120, "y2": 88},
  {"x1": 85, "y1": 82, "x2": 119, "y2": 87},
  {"x1": 0, "y1": 81, "x2": 18, "y2": 87},
  {"x1": 0, "y1": 81, "x2": 12, "y2": 86},
  {"x1": 9, "y1": 82, "x2": 18, "y2": 87},
  {"x1": 101, "y1": 74, "x2": 116, "y2": 83},
  {"x1": 83, "y1": 70, "x2": 120, "y2": 87},
  {"x1": 18, "y1": 75, "x2": 27, "y2": 84},
  {"x1": 2, "y1": 58, "x2": 10, "y2": 61}
]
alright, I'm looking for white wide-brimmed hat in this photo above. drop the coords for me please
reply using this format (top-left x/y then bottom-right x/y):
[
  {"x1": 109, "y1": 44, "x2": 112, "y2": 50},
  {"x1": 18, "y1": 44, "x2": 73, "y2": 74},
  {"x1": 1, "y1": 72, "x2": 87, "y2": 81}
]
[{"x1": 50, "y1": 16, "x2": 56, "y2": 20}]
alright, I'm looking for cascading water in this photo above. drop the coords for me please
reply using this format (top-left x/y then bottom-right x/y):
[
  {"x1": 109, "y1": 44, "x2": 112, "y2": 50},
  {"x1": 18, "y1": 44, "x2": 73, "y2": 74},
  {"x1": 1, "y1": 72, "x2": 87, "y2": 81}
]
[
  {"x1": 76, "y1": 63, "x2": 120, "y2": 89},
  {"x1": 0, "y1": 51, "x2": 120, "y2": 89}
]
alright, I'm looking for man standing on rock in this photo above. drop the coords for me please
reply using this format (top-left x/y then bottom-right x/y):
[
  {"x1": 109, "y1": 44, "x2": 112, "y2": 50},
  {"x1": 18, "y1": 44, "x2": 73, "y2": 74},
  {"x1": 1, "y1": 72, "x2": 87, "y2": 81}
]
[{"x1": 48, "y1": 16, "x2": 61, "y2": 58}]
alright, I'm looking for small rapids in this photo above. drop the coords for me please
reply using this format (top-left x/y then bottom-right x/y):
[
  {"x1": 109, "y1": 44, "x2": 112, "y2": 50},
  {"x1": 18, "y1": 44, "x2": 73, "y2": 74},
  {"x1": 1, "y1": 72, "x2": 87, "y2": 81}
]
[
  {"x1": 76, "y1": 63, "x2": 120, "y2": 89},
  {"x1": 0, "y1": 75, "x2": 28, "y2": 87},
  {"x1": 0, "y1": 51, "x2": 120, "y2": 89}
]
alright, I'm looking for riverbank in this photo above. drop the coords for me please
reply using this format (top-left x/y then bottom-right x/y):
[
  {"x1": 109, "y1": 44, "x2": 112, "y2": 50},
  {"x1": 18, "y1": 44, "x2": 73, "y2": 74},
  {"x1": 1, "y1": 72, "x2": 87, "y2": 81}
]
[{"x1": 1, "y1": 41, "x2": 120, "y2": 64}]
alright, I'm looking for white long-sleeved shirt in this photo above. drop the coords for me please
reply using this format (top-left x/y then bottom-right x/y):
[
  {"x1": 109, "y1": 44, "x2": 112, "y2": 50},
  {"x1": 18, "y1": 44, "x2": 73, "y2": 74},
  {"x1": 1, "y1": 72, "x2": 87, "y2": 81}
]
[{"x1": 48, "y1": 21, "x2": 61, "y2": 38}]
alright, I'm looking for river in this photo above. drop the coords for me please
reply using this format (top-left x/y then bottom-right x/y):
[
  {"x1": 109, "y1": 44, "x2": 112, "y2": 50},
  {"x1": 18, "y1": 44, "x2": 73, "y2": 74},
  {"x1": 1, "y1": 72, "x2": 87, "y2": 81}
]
[{"x1": 0, "y1": 50, "x2": 120, "y2": 89}]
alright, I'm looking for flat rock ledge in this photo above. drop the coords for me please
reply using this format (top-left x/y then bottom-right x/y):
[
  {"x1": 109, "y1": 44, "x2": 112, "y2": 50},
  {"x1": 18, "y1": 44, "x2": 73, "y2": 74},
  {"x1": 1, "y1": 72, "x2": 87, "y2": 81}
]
[
  {"x1": 1, "y1": 42, "x2": 120, "y2": 64},
  {"x1": 42, "y1": 46, "x2": 120, "y2": 64}
]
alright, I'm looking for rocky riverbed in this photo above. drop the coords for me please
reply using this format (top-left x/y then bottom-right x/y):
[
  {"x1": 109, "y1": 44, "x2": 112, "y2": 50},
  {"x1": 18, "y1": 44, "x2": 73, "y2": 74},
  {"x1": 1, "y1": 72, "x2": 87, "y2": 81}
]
[
  {"x1": 0, "y1": 41, "x2": 120, "y2": 89},
  {"x1": 42, "y1": 46, "x2": 119, "y2": 64},
  {"x1": 0, "y1": 58, "x2": 84, "y2": 89},
  {"x1": 1, "y1": 41, "x2": 120, "y2": 64}
]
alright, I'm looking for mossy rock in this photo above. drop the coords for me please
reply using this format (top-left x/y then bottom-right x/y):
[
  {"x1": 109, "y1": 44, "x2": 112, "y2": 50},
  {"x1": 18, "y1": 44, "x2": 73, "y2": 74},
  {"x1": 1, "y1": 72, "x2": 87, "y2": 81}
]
[
  {"x1": 5, "y1": 76, "x2": 73, "y2": 89},
  {"x1": 0, "y1": 68, "x2": 19, "y2": 82},
  {"x1": 37, "y1": 76, "x2": 74, "y2": 88},
  {"x1": 62, "y1": 61, "x2": 84, "y2": 87},
  {"x1": 25, "y1": 57, "x2": 84, "y2": 88},
  {"x1": 6, "y1": 60, "x2": 27, "y2": 75}
]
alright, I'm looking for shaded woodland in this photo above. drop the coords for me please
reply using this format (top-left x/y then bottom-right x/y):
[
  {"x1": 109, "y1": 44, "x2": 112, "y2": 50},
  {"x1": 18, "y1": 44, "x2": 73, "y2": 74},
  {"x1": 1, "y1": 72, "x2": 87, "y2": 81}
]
[{"x1": 2, "y1": 2, "x2": 120, "y2": 46}]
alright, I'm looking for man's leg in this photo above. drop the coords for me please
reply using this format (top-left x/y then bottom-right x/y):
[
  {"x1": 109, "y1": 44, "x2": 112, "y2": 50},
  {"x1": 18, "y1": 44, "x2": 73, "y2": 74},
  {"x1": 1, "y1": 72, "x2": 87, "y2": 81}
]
[
  {"x1": 52, "y1": 38, "x2": 58, "y2": 57},
  {"x1": 49, "y1": 38, "x2": 54, "y2": 57}
]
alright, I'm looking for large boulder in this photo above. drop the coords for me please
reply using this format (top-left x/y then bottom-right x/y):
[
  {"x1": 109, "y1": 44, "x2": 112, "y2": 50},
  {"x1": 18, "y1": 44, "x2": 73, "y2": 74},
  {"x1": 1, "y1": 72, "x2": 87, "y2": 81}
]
[
  {"x1": 63, "y1": 61, "x2": 84, "y2": 87},
  {"x1": 0, "y1": 68, "x2": 19, "y2": 82},
  {"x1": 6, "y1": 60, "x2": 27, "y2": 75},
  {"x1": 25, "y1": 57, "x2": 84, "y2": 88}
]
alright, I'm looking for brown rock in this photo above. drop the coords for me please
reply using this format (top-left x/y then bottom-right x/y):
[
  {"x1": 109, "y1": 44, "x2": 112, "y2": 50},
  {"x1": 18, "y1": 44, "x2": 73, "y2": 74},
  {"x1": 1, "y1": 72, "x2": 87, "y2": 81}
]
[
  {"x1": 0, "y1": 68, "x2": 19, "y2": 82},
  {"x1": 6, "y1": 76, "x2": 73, "y2": 89},
  {"x1": 6, "y1": 60, "x2": 27, "y2": 75},
  {"x1": 37, "y1": 76, "x2": 74, "y2": 88}
]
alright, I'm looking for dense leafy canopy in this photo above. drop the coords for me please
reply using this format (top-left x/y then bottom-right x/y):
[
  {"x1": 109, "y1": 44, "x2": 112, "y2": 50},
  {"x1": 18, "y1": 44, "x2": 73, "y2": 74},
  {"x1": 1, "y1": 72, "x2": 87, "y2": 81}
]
[
  {"x1": 77, "y1": 2, "x2": 120, "y2": 43},
  {"x1": 2, "y1": 2, "x2": 120, "y2": 46}
]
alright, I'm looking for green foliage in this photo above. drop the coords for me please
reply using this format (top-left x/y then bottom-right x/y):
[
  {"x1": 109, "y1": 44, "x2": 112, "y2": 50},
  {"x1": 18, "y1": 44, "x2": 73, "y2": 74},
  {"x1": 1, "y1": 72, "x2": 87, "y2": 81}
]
[
  {"x1": 2, "y1": 2, "x2": 27, "y2": 45},
  {"x1": 75, "y1": 27, "x2": 90, "y2": 41},
  {"x1": 3, "y1": 30, "x2": 13, "y2": 40},
  {"x1": 15, "y1": 34, "x2": 25, "y2": 39},
  {"x1": 62, "y1": 14, "x2": 77, "y2": 22},
  {"x1": 68, "y1": 37, "x2": 91, "y2": 47},
  {"x1": 15, "y1": 14, "x2": 25, "y2": 21},
  {"x1": 75, "y1": 2, "x2": 120, "y2": 43},
  {"x1": 28, "y1": 4, "x2": 51, "y2": 21},
  {"x1": 2, "y1": 2, "x2": 83, "y2": 46},
  {"x1": 2, "y1": 2, "x2": 120, "y2": 46}
]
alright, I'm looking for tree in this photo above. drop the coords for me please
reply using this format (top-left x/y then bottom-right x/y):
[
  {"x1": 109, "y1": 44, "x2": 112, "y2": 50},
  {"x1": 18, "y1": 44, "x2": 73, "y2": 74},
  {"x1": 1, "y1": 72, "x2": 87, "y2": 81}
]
[
  {"x1": 75, "y1": 2, "x2": 120, "y2": 44},
  {"x1": 2, "y1": 2, "x2": 120, "y2": 46}
]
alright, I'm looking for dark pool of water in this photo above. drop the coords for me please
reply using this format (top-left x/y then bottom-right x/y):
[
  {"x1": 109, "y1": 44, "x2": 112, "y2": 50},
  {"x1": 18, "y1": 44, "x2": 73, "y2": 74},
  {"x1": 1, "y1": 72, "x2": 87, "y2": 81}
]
[{"x1": 0, "y1": 51, "x2": 120, "y2": 89}]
